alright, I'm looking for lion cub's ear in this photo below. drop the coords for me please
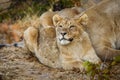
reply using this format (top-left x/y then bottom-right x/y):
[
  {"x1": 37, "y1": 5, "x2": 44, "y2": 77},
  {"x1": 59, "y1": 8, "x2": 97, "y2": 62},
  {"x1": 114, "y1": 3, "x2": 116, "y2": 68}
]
[
  {"x1": 53, "y1": 14, "x2": 62, "y2": 26},
  {"x1": 76, "y1": 13, "x2": 88, "y2": 26}
]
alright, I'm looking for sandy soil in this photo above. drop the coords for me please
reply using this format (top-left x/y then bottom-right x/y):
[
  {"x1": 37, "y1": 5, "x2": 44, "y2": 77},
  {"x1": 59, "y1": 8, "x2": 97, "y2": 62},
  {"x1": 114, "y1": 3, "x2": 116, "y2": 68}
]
[{"x1": 0, "y1": 47, "x2": 120, "y2": 80}]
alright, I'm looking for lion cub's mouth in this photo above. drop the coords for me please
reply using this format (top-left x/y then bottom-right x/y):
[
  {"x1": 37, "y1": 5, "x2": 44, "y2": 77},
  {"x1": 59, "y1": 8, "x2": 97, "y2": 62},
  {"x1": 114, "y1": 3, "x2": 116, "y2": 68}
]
[
  {"x1": 59, "y1": 38, "x2": 73, "y2": 42},
  {"x1": 58, "y1": 37, "x2": 73, "y2": 45}
]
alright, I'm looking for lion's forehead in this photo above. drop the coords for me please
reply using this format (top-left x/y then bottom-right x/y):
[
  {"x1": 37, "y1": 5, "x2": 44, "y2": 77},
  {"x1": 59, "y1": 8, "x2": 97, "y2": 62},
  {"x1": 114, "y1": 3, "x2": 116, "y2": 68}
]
[
  {"x1": 60, "y1": 19, "x2": 71, "y2": 24},
  {"x1": 59, "y1": 19, "x2": 77, "y2": 28}
]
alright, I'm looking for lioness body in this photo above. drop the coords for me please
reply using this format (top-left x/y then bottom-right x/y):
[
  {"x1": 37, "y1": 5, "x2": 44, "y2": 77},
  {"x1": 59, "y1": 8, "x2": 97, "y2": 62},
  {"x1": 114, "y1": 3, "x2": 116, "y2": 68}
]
[
  {"x1": 85, "y1": 0, "x2": 120, "y2": 60},
  {"x1": 24, "y1": 8, "x2": 100, "y2": 70}
]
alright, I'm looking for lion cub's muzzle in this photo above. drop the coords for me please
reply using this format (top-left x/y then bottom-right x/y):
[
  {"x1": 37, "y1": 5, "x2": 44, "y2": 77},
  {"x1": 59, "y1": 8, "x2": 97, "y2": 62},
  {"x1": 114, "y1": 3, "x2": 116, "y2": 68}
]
[{"x1": 58, "y1": 32, "x2": 73, "y2": 45}]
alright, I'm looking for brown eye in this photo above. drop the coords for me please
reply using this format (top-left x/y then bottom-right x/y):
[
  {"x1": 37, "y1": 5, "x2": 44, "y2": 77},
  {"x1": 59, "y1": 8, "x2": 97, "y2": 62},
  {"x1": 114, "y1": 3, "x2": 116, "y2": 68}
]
[
  {"x1": 70, "y1": 25, "x2": 75, "y2": 29},
  {"x1": 59, "y1": 25, "x2": 62, "y2": 27}
]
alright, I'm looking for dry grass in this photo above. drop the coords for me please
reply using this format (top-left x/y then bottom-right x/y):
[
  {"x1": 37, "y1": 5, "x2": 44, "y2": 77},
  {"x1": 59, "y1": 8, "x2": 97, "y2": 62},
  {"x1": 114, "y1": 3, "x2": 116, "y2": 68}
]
[{"x1": 0, "y1": 14, "x2": 41, "y2": 43}]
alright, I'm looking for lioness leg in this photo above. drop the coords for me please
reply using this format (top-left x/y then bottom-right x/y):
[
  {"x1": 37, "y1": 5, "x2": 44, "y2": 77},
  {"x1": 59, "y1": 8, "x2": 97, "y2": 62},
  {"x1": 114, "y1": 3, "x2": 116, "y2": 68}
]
[
  {"x1": 24, "y1": 27, "x2": 38, "y2": 53},
  {"x1": 96, "y1": 43, "x2": 120, "y2": 60}
]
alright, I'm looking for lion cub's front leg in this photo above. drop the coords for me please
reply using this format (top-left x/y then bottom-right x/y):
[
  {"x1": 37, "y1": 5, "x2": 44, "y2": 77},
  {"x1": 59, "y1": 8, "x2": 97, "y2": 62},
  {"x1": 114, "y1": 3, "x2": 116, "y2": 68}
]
[
  {"x1": 24, "y1": 27, "x2": 38, "y2": 53},
  {"x1": 61, "y1": 55, "x2": 84, "y2": 71}
]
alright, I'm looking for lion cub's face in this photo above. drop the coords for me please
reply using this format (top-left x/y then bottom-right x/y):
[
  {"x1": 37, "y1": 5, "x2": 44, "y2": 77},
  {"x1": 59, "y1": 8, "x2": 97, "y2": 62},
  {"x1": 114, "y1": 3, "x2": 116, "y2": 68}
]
[{"x1": 53, "y1": 14, "x2": 88, "y2": 45}]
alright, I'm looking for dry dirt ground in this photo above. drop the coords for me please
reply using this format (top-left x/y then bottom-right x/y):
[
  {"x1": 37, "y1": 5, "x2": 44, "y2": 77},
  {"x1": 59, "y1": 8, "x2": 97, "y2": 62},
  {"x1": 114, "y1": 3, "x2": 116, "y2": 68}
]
[{"x1": 0, "y1": 46, "x2": 120, "y2": 80}]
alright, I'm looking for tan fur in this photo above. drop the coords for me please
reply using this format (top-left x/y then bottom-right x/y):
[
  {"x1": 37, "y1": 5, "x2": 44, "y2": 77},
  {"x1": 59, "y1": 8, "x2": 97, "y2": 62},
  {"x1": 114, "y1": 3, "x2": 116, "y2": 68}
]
[
  {"x1": 84, "y1": 0, "x2": 120, "y2": 60},
  {"x1": 24, "y1": 8, "x2": 101, "y2": 70},
  {"x1": 40, "y1": 7, "x2": 84, "y2": 28}
]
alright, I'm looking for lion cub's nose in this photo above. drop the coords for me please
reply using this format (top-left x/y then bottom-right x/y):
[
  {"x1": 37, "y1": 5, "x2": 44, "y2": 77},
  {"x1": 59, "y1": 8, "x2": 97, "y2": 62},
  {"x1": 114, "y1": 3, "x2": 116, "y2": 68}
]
[{"x1": 61, "y1": 32, "x2": 67, "y2": 36}]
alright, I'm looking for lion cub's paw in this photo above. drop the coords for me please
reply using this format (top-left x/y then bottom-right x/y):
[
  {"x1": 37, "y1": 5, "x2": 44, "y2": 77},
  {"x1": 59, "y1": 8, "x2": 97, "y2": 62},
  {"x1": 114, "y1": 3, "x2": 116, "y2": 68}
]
[{"x1": 62, "y1": 61, "x2": 85, "y2": 72}]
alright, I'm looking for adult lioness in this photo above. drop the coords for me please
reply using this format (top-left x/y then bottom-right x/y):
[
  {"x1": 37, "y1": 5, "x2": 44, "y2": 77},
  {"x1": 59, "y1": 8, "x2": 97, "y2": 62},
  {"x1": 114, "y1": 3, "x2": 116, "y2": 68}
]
[
  {"x1": 84, "y1": 0, "x2": 120, "y2": 60},
  {"x1": 24, "y1": 8, "x2": 101, "y2": 70}
]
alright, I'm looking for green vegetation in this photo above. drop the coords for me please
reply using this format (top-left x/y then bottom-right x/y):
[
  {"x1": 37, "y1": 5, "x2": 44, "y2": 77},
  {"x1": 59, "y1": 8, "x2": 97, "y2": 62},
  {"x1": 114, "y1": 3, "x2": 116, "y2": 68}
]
[
  {"x1": 0, "y1": 0, "x2": 81, "y2": 22},
  {"x1": 83, "y1": 55, "x2": 120, "y2": 80}
]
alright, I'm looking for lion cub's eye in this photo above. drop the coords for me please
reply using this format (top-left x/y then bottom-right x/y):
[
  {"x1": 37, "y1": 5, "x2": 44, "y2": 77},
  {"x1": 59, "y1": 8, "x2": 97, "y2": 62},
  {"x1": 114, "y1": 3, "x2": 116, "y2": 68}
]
[
  {"x1": 70, "y1": 25, "x2": 75, "y2": 29},
  {"x1": 59, "y1": 25, "x2": 62, "y2": 28}
]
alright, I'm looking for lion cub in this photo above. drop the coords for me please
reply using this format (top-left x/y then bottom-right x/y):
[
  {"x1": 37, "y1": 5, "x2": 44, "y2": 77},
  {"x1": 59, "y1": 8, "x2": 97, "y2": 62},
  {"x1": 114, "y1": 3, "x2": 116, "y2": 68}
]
[{"x1": 24, "y1": 8, "x2": 101, "y2": 70}]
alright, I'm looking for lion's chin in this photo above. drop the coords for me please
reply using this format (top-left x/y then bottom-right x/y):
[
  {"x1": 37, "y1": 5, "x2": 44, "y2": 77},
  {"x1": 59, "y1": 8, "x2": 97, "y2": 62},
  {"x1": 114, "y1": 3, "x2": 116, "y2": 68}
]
[{"x1": 59, "y1": 40, "x2": 71, "y2": 46}]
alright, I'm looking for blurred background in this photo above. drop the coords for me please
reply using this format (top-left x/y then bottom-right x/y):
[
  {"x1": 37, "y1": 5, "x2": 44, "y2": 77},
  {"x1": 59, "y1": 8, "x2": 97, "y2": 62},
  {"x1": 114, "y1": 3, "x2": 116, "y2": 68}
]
[{"x1": 0, "y1": 0, "x2": 102, "y2": 44}]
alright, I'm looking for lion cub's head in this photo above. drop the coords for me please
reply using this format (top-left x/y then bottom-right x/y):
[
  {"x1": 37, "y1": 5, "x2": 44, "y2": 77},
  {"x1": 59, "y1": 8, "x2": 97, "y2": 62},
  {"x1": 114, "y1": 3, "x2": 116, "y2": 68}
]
[{"x1": 53, "y1": 13, "x2": 88, "y2": 45}]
